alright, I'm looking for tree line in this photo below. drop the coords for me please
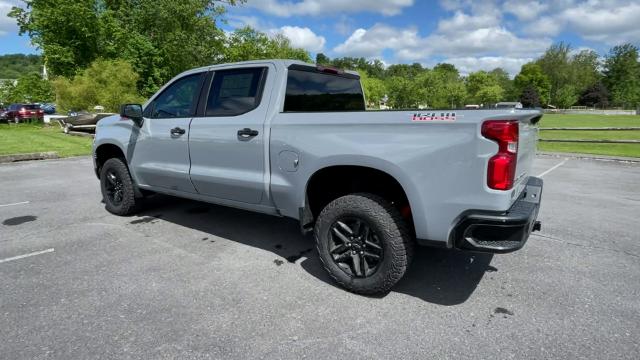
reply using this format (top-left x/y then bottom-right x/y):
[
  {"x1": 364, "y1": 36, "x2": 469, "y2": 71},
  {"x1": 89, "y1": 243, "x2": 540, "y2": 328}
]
[
  {"x1": 0, "y1": 54, "x2": 42, "y2": 79},
  {"x1": 317, "y1": 42, "x2": 640, "y2": 110},
  {"x1": 2, "y1": 0, "x2": 310, "y2": 111},
  {"x1": 1, "y1": 0, "x2": 639, "y2": 111}
]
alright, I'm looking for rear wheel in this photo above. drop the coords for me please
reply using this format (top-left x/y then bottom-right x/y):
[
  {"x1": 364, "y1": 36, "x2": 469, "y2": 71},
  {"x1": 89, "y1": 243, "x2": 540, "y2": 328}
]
[
  {"x1": 100, "y1": 157, "x2": 139, "y2": 216},
  {"x1": 314, "y1": 193, "x2": 414, "y2": 294}
]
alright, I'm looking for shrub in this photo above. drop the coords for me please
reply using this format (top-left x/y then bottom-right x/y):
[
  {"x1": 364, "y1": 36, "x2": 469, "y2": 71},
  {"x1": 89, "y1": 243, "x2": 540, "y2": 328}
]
[{"x1": 53, "y1": 59, "x2": 144, "y2": 113}]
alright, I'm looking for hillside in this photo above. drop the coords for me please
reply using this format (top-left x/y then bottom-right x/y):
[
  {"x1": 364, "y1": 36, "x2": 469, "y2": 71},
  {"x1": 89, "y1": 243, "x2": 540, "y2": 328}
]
[{"x1": 0, "y1": 54, "x2": 43, "y2": 79}]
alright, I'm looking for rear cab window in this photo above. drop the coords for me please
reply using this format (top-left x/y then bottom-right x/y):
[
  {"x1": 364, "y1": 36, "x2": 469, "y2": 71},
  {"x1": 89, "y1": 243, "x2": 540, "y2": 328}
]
[{"x1": 284, "y1": 65, "x2": 365, "y2": 112}]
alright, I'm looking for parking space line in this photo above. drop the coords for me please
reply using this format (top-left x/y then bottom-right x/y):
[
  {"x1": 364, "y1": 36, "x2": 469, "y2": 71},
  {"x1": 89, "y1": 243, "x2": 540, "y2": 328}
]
[
  {"x1": 0, "y1": 248, "x2": 54, "y2": 264},
  {"x1": 537, "y1": 158, "x2": 568, "y2": 178},
  {"x1": 0, "y1": 201, "x2": 30, "y2": 208}
]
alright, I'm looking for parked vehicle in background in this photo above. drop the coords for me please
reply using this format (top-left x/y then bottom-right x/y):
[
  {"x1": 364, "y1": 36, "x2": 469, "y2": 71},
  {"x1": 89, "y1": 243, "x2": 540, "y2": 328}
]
[
  {"x1": 495, "y1": 102, "x2": 523, "y2": 109},
  {"x1": 0, "y1": 106, "x2": 8, "y2": 122},
  {"x1": 61, "y1": 110, "x2": 115, "y2": 133},
  {"x1": 4, "y1": 103, "x2": 44, "y2": 123},
  {"x1": 40, "y1": 103, "x2": 57, "y2": 114},
  {"x1": 93, "y1": 60, "x2": 544, "y2": 295}
]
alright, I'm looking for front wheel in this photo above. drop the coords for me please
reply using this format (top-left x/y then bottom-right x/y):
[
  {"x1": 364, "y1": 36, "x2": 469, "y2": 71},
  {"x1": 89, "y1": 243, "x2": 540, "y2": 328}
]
[
  {"x1": 314, "y1": 193, "x2": 414, "y2": 295},
  {"x1": 100, "y1": 157, "x2": 139, "y2": 216}
]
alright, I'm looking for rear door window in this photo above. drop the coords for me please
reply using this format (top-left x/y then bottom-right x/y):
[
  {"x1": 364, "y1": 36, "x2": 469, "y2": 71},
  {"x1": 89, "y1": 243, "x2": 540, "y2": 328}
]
[
  {"x1": 284, "y1": 67, "x2": 365, "y2": 112},
  {"x1": 205, "y1": 67, "x2": 266, "y2": 117}
]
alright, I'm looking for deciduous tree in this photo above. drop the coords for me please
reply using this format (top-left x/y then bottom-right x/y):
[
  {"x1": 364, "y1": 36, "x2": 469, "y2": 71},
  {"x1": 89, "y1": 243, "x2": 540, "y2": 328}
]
[
  {"x1": 359, "y1": 71, "x2": 387, "y2": 108},
  {"x1": 514, "y1": 63, "x2": 551, "y2": 105},
  {"x1": 224, "y1": 27, "x2": 311, "y2": 63},
  {"x1": 579, "y1": 82, "x2": 610, "y2": 108},
  {"x1": 466, "y1": 71, "x2": 504, "y2": 105},
  {"x1": 385, "y1": 76, "x2": 422, "y2": 109},
  {"x1": 603, "y1": 43, "x2": 640, "y2": 108},
  {"x1": 520, "y1": 85, "x2": 541, "y2": 108},
  {"x1": 10, "y1": 0, "x2": 244, "y2": 95},
  {"x1": 7, "y1": 72, "x2": 54, "y2": 103}
]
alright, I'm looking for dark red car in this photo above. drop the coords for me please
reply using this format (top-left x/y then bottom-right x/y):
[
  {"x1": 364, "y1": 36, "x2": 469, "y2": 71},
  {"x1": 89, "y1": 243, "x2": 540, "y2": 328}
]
[{"x1": 4, "y1": 103, "x2": 44, "y2": 123}]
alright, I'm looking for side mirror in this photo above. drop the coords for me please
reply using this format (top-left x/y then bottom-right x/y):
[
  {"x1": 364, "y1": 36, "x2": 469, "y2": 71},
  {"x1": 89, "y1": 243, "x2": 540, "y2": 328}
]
[{"x1": 120, "y1": 104, "x2": 144, "y2": 126}]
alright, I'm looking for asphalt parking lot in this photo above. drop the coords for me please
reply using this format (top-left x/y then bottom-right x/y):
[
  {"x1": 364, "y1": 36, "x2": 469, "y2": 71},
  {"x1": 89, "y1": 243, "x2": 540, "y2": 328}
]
[{"x1": 1, "y1": 155, "x2": 639, "y2": 359}]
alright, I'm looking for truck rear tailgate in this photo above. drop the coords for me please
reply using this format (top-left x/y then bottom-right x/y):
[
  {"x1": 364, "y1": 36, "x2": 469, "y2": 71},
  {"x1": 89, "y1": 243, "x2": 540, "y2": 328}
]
[{"x1": 514, "y1": 113, "x2": 541, "y2": 201}]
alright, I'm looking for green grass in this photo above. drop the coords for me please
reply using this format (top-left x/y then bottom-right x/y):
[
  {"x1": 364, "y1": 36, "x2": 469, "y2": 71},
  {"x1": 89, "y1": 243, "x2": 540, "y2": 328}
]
[
  {"x1": 540, "y1": 130, "x2": 640, "y2": 141},
  {"x1": 540, "y1": 113, "x2": 640, "y2": 128},
  {"x1": 537, "y1": 114, "x2": 640, "y2": 158},
  {"x1": 1, "y1": 115, "x2": 638, "y2": 159},
  {"x1": 538, "y1": 142, "x2": 640, "y2": 158},
  {"x1": 0, "y1": 123, "x2": 93, "y2": 157}
]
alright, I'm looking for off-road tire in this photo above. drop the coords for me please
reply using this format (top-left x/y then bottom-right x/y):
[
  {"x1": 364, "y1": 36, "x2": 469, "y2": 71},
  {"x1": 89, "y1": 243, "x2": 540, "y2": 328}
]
[
  {"x1": 314, "y1": 193, "x2": 414, "y2": 294},
  {"x1": 100, "y1": 157, "x2": 139, "y2": 216}
]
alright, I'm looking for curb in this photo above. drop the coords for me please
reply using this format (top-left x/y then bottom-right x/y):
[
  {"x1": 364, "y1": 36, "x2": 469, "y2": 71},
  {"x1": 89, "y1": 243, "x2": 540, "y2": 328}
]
[
  {"x1": 0, "y1": 152, "x2": 60, "y2": 163},
  {"x1": 537, "y1": 151, "x2": 640, "y2": 163}
]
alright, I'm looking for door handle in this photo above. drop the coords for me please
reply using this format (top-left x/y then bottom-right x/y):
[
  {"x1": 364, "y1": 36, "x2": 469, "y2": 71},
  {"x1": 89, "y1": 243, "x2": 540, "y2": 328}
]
[
  {"x1": 237, "y1": 128, "x2": 259, "y2": 137},
  {"x1": 170, "y1": 127, "x2": 186, "y2": 136}
]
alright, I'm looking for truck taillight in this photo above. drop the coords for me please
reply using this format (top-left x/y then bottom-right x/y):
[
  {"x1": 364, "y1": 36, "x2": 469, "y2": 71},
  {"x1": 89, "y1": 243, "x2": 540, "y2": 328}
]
[{"x1": 482, "y1": 120, "x2": 519, "y2": 190}]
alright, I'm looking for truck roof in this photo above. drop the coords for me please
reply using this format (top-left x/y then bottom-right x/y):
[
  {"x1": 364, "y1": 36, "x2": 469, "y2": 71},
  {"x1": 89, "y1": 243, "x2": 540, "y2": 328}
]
[{"x1": 179, "y1": 59, "x2": 360, "y2": 77}]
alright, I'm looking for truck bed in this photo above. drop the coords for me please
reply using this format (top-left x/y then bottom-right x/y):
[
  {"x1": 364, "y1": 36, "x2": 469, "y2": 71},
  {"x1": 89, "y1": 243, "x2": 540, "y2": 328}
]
[{"x1": 269, "y1": 109, "x2": 541, "y2": 245}]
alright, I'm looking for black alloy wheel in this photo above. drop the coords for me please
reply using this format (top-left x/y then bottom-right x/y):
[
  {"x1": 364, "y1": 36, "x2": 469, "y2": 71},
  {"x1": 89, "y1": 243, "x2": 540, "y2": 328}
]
[
  {"x1": 328, "y1": 217, "x2": 384, "y2": 278},
  {"x1": 99, "y1": 157, "x2": 139, "y2": 215},
  {"x1": 104, "y1": 170, "x2": 125, "y2": 206},
  {"x1": 314, "y1": 193, "x2": 414, "y2": 294}
]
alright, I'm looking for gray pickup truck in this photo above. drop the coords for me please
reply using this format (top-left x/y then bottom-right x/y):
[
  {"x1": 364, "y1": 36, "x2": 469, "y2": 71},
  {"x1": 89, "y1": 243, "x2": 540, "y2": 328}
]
[{"x1": 93, "y1": 60, "x2": 543, "y2": 294}]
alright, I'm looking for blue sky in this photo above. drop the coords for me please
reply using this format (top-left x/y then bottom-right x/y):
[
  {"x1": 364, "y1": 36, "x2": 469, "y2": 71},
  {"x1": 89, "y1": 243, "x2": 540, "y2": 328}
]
[{"x1": 2, "y1": 0, "x2": 640, "y2": 75}]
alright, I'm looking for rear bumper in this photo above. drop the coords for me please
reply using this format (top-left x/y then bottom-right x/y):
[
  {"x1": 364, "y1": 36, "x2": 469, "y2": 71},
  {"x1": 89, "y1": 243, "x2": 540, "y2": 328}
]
[
  {"x1": 450, "y1": 176, "x2": 543, "y2": 253},
  {"x1": 17, "y1": 114, "x2": 44, "y2": 120}
]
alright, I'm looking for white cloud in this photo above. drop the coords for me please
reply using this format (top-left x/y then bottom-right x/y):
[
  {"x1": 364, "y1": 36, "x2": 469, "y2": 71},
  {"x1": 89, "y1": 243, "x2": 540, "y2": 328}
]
[
  {"x1": 445, "y1": 56, "x2": 532, "y2": 76},
  {"x1": 334, "y1": 11, "x2": 551, "y2": 62},
  {"x1": 0, "y1": 0, "x2": 18, "y2": 36},
  {"x1": 246, "y1": 0, "x2": 414, "y2": 17},
  {"x1": 561, "y1": 1, "x2": 640, "y2": 45},
  {"x1": 277, "y1": 26, "x2": 326, "y2": 52},
  {"x1": 426, "y1": 26, "x2": 550, "y2": 59},
  {"x1": 503, "y1": 0, "x2": 548, "y2": 21},
  {"x1": 334, "y1": 15, "x2": 355, "y2": 36},
  {"x1": 226, "y1": 16, "x2": 326, "y2": 53},
  {"x1": 226, "y1": 15, "x2": 272, "y2": 31},
  {"x1": 523, "y1": 16, "x2": 562, "y2": 36},
  {"x1": 517, "y1": 1, "x2": 640, "y2": 45},
  {"x1": 333, "y1": 24, "x2": 422, "y2": 58},
  {"x1": 436, "y1": 11, "x2": 500, "y2": 33},
  {"x1": 332, "y1": 6, "x2": 555, "y2": 76}
]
